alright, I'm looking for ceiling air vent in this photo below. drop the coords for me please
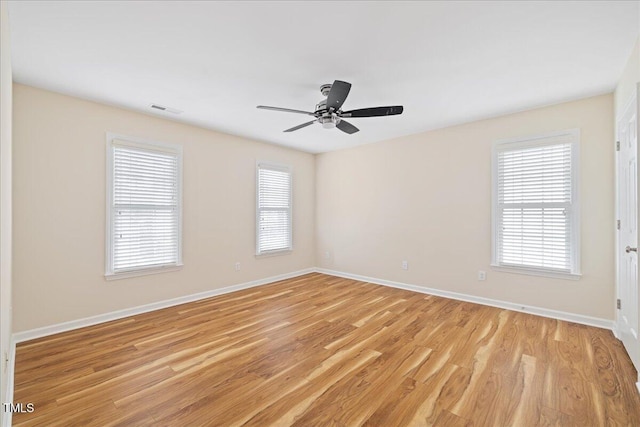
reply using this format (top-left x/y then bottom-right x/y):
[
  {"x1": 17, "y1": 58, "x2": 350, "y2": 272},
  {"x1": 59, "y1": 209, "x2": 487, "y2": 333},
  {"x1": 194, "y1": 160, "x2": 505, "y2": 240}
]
[{"x1": 150, "y1": 104, "x2": 183, "y2": 114}]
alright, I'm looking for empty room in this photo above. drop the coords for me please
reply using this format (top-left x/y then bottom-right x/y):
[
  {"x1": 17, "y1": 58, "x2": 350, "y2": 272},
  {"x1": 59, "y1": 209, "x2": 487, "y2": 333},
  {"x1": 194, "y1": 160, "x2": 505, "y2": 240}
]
[{"x1": 1, "y1": 1, "x2": 640, "y2": 426}]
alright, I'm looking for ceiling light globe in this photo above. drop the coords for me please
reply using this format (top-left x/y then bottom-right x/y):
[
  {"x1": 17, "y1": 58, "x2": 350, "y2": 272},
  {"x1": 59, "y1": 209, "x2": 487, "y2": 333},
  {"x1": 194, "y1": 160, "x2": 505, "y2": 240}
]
[{"x1": 322, "y1": 121, "x2": 336, "y2": 129}]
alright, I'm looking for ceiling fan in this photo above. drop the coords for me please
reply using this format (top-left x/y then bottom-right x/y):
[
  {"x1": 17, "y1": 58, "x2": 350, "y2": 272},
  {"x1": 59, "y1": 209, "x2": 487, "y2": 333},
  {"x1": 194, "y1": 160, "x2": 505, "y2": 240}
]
[{"x1": 257, "y1": 80, "x2": 403, "y2": 134}]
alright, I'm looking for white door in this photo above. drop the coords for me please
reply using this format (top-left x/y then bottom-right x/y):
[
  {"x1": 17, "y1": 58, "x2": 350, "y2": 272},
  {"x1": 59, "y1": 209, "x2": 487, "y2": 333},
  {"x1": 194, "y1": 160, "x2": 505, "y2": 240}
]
[{"x1": 617, "y1": 90, "x2": 640, "y2": 372}]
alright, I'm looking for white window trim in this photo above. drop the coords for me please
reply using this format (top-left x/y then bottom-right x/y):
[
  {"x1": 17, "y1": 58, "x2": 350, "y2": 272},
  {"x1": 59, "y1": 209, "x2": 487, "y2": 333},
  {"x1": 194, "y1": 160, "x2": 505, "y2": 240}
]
[
  {"x1": 105, "y1": 132, "x2": 184, "y2": 280},
  {"x1": 256, "y1": 160, "x2": 293, "y2": 257},
  {"x1": 490, "y1": 128, "x2": 581, "y2": 280}
]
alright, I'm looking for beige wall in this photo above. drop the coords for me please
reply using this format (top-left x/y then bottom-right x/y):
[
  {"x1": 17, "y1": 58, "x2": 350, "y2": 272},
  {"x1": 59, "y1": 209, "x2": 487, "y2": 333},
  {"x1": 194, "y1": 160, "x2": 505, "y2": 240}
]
[
  {"x1": 316, "y1": 94, "x2": 614, "y2": 319},
  {"x1": 12, "y1": 84, "x2": 315, "y2": 332},
  {"x1": 10, "y1": 61, "x2": 627, "y2": 331},
  {"x1": 0, "y1": 0, "x2": 13, "y2": 412}
]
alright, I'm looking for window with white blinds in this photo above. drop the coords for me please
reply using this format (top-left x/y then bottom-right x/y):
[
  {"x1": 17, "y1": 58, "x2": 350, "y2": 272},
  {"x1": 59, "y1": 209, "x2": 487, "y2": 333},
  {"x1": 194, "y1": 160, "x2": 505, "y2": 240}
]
[
  {"x1": 491, "y1": 130, "x2": 580, "y2": 278},
  {"x1": 256, "y1": 163, "x2": 292, "y2": 255},
  {"x1": 106, "y1": 136, "x2": 183, "y2": 277}
]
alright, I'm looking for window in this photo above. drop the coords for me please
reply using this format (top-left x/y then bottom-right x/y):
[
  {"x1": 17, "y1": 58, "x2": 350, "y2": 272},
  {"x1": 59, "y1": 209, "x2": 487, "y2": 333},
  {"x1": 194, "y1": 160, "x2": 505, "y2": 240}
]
[
  {"x1": 491, "y1": 129, "x2": 580, "y2": 279},
  {"x1": 106, "y1": 134, "x2": 183, "y2": 278},
  {"x1": 256, "y1": 162, "x2": 292, "y2": 255}
]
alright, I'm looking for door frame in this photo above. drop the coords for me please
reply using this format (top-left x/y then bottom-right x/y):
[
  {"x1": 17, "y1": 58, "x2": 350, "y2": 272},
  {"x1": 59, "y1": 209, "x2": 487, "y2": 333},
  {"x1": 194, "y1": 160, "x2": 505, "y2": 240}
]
[{"x1": 615, "y1": 84, "x2": 640, "y2": 391}]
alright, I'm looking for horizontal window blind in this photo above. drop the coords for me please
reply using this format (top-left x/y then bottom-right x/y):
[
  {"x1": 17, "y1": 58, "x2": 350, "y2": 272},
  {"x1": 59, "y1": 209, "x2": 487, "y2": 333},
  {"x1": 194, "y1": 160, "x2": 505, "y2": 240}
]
[
  {"x1": 109, "y1": 141, "x2": 181, "y2": 274},
  {"x1": 257, "y1": 164, "x2": 292, "y2": 254},
  {"x1": 495, "y1": 137, "x2": 576, "y2": 273}
]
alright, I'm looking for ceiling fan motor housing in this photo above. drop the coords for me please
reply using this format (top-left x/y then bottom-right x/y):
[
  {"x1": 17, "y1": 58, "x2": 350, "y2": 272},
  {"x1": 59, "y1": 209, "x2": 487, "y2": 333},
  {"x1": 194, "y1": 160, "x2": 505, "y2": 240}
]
[
  {"x1": 315, "y1": 99, "x2": 328, "y2": 113},
  {"x1": 316, "y1": 96, "x2": 341, "y2": 129}
]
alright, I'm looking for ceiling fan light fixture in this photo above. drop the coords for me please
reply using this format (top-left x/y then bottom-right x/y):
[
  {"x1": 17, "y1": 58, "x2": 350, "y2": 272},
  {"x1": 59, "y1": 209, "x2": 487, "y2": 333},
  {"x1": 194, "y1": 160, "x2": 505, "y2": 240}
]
[
  {"x1": 322, "y1": 121, "x2": 336, "y2": 129},
  {"x1": 320, "y1": 116, "x2": 336, "y2": 129}
]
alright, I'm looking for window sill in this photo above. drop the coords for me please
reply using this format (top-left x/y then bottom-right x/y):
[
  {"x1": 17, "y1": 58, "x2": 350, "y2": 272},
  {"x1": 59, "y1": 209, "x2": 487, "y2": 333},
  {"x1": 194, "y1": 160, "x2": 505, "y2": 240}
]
[
  {"x1": 105, "y1": 263, "x2": 183, "y2": 281},
  {"x1": 255, "y1": 249, "x2": 292, "y2": 258},
  {"x1": 490, "y1": 264, "x2": 581, "y2": 281}
]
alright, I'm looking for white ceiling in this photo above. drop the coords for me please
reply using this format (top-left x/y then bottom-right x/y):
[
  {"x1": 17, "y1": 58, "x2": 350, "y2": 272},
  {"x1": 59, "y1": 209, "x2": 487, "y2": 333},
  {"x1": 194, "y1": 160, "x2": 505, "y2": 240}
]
[{"x1": 8, "y1": 1, "x2": 640, "y2": 153}]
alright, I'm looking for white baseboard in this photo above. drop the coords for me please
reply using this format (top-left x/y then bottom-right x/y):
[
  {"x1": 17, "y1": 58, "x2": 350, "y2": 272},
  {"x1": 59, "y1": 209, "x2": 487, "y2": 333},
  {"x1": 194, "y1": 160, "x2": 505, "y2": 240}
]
[
  {"x1": 2, "y1": 338, "x2": 16, "y2": 427},
  {"x1": 12, "y1": 268, "x2": 315, "y2": 344},
  {"x1": 612, "y1": 326, "x2": 620, "y2": 339},
  {"x1": 11, "y1": 267, "x2": 616, "y2": 344},
  {"x1": 315, "y1": 268, "x2": 615, "y2": 331}
]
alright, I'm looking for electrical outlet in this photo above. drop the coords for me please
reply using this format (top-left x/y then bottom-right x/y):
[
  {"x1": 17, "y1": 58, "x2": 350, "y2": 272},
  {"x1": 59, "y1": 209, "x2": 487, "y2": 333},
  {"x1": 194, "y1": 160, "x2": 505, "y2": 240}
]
[
  {"x1": 235, "y1": 262, "x2": 241, "y2": 271},
  {"x1": 402, "y1": 260, "x2": 408, "y2": 270},
  {"x1": 324, "y1": 251, "x2": 331, "y2": 260},
  {"x1": 478, "y1": 270, "x2": 486, "y2": 281}
]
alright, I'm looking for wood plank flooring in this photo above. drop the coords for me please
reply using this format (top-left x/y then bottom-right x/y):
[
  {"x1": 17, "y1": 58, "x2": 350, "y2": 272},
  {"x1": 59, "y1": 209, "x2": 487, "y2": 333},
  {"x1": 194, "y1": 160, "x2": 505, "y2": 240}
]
[{"x1": 12, "y1": 273, "x2": 640, "y2": 426}]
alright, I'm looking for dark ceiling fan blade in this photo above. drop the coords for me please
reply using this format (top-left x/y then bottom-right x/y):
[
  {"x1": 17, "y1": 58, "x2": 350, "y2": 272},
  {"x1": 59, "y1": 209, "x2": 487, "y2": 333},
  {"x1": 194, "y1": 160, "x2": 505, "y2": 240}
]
[
  {"x1": 257, "y1": 105, "x2": 317, "y2": 116},
  {"x1": 284, "y1": 120, "x2": 317, "y2": 132},
  {"x1": 326, "y1": 80, "x2": 351, "y2": 111},
  {"x1": 341, "y1": 106, "x2": 404, "y2": 118},
  {"x1": 336, "y1": 120, "x2": 359, "y2": 134}
]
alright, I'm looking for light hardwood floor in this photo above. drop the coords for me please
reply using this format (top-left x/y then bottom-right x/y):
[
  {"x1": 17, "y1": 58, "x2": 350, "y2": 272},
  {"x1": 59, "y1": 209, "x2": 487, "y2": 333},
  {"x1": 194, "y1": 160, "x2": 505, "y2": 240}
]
[{"x1": 12, "y1": 273, "x2": 640, "y2": 426}]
